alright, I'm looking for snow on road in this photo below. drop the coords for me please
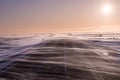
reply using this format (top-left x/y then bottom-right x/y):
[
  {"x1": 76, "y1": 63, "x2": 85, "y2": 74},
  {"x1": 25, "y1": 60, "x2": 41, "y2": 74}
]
[{"x1": 0, "y1": 33, "x2": 120, "y2": 80}]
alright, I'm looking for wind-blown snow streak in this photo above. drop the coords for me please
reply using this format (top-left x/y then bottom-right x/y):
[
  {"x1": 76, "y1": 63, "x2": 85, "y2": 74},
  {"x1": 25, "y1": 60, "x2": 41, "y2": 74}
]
[{"x1": 0, "y1": 36, "x2": 120, "y2": 80}]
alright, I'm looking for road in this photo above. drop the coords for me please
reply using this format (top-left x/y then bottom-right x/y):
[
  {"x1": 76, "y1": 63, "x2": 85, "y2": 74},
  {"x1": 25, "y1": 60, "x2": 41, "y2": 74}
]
[{"x1": 0, "y1": 38, "x2": 120, "y2": 80}]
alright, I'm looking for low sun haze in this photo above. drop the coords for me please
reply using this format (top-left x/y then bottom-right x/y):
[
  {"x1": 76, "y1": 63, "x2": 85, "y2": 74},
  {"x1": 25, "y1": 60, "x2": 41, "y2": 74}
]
[{"x1": 0, "y1": 0, "x2": 120, "y2": 34}]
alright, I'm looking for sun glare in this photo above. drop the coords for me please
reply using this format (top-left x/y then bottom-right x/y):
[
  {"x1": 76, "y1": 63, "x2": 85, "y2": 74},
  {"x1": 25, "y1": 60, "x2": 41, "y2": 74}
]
[{"x1": 102, "y1": 4, "x2": 112, "y2": 14}]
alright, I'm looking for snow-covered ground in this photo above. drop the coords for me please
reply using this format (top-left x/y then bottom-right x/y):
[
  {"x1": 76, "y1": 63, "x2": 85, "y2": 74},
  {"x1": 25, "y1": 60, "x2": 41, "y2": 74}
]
[
  {"x1": 0, "y1": 33, "x2": 120, "y2": 80},
  {"x1": 1, "y1": 33, "x2": 120, "y2": 46}
]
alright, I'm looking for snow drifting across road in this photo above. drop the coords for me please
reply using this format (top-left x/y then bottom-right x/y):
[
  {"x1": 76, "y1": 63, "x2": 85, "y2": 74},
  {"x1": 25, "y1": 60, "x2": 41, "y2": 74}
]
[{"x1": 0, "y1": 33, "x2": 120, "y2": 80}]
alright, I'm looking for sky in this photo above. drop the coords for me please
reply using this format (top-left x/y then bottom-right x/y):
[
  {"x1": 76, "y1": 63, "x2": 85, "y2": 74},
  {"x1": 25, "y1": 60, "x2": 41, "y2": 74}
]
[{"x1": 0, "y1": 0, "x2": 120, "y2": 34}]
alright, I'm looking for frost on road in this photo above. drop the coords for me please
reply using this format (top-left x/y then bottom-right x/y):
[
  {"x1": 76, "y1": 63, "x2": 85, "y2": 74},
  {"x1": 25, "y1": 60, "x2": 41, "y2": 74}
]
[{"x1": 0, "y1": 34, "x2": 120, "y2": 80}]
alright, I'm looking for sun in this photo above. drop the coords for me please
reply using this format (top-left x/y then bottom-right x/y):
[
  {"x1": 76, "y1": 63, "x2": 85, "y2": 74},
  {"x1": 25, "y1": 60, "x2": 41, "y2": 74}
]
[{"x1": 102, "y1": 4, "x2": 112, "y2": 14}]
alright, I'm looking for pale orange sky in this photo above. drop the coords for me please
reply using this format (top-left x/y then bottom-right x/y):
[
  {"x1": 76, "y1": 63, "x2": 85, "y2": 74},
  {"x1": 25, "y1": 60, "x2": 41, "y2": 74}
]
[{"x1": 0, "y1": 0, "x2": 120, "y2": 34}]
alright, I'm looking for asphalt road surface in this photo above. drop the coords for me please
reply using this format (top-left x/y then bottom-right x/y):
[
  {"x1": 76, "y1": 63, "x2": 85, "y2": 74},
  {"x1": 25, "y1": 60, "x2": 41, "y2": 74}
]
[{"x1": 0, "y1": 39, "x2": 120, "y2": 80}]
